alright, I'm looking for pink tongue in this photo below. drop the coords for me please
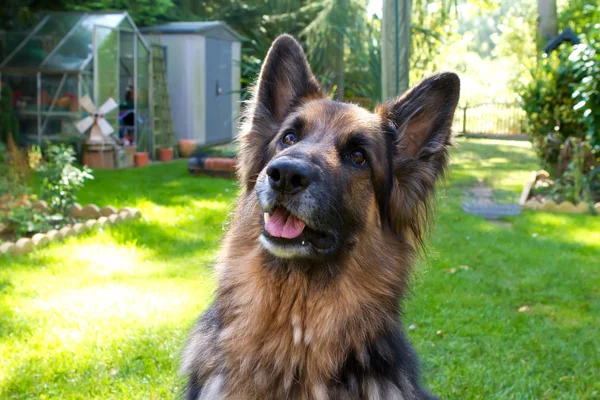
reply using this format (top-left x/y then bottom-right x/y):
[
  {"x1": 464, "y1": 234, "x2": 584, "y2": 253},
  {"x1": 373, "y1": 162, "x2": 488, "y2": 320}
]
[{"x1": 265, "y1": 208, "x2": 305, "y2": 239}]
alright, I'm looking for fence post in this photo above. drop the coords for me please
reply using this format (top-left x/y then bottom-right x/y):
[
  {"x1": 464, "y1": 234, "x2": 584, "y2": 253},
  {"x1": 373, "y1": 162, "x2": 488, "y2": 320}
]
[{"x1": 462, "y1": 104, "x2": 468, "y2": 134}]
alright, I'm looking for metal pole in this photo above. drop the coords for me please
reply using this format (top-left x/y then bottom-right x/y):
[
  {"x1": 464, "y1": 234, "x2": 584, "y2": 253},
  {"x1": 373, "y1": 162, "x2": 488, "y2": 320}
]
[
  {"x1": 93, "y1": 25, "x2": 98, "y2": 104},
  {"x1": 77, "y1": 73, "x2": 82, "y2": 116},
  {"x1": 149, "y1": 44, "x2": 154, "y2": 157},
  {"x1": 116, "y1": 28, "x2": 120, "y2": 114},
  {"x1": 37, "y1": 72, "x2": 42, "y2": 145},
  {"x1": 133, "y1": 35, "x2": 139, "y2": 154}
]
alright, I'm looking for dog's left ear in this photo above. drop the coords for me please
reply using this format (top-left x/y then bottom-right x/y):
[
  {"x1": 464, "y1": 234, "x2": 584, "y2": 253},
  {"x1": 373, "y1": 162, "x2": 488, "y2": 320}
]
[
  {"x1": 380, "y1": 72, "x2": 460, "y2": 161},
  {"x1": 378, "y1": 72, "x2": 460, "y2": 239},
  {"x1": 238, "y1": 35, "x2": 323, "y2": 190}
]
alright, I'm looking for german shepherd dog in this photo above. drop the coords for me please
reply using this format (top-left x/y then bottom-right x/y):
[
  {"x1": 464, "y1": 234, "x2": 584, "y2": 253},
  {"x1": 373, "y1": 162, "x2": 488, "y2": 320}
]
[{"x1": 182, "y1": 35, "x2": 460, "y2": 399}]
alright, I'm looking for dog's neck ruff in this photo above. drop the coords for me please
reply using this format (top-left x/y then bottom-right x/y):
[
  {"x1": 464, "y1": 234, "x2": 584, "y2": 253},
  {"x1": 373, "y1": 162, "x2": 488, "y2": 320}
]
[{"x1": 208, "y1": 203, "x2": 416, "y2": 397}]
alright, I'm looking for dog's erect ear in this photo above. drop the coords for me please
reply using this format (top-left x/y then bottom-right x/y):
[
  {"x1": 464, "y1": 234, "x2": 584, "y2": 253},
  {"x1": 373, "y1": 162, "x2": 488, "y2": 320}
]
[
  {"x1": 378, "y1": 72, "x2": 460, "y2": 242},
  {"x1": 381, "y1": 72, "x2": 460, "y2": 160},
  {"x1": 237, "y1": 35, "x2": 323, "y2": 190},
  {"x1": 253, "y1": 35, "x2": 322, "y2": 123}
]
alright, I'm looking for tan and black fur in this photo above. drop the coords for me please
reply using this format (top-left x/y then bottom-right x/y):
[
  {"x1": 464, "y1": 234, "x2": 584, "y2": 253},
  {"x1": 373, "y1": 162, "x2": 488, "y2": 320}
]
[{"x1": 182, "y1": 35, "x2": 460, "y2": 399}]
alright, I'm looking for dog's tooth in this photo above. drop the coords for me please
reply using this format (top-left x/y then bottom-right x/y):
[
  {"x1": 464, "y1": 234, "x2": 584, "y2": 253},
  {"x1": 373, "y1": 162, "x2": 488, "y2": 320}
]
[{"x1": 264, "y1": 212, "x2": 270, "y2": 224}]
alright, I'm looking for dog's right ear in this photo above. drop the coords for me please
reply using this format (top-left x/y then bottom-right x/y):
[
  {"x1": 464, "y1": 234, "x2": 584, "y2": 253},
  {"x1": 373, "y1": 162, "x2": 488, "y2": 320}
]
[{"x1": 237, "y1": 35, "x2": 323, "y2": 190}]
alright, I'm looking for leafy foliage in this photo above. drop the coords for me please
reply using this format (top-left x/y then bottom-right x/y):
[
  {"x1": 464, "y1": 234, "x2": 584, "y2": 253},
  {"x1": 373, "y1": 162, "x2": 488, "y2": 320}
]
[
  {"x1": 5, "y1": 206, "x2": 51, "y2": 237},
  {"x1": 0, "y1": 135, "x2": 38, "y2": 238},
  {"x1": 1, "y1": 0, "x2": 175, "y2": 29},
  {"x1": 519, "y1": 3, "x2": 600, "y2": 203},
  {"x1": 569, "y1": 35, "x2": 600, "y2": 155},
  {"x1": 38, "y1": 144, "x2": 93, "y2": 219},
  {"x1": 519, "y1": 50, "x2": 586, "y2": 169}
]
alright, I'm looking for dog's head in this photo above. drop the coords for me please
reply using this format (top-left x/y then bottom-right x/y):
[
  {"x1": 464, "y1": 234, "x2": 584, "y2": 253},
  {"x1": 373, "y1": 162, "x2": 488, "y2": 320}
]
[{"x1": 237, "y1": 35, "x2": 460, "y2": 261}]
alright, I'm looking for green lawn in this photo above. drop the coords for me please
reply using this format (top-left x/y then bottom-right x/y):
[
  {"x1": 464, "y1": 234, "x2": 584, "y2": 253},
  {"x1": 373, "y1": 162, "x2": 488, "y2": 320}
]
[{"x1": 1, "y1": 138, "x2": 599, "y2": 399}]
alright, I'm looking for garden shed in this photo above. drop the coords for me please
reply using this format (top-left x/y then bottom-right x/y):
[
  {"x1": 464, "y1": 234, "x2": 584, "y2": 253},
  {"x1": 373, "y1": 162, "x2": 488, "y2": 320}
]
[
  {"x1": 141, "y1": 22, "x2": 242, "y2": 146},
  {"x1": 0, "y1": 11, "x2": 153, "y2": 154}
]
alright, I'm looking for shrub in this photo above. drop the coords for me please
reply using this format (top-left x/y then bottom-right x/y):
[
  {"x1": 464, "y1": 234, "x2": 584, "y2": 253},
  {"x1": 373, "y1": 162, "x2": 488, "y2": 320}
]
[
  {"x1": 519, "y1": 25, "x2": 599, "y2": 203},
  {"x1": 0, "y1": 134, "x2": 38, "y2": 237},
  {"x1": 38, "y1": 145, "x2": 93, "y2": 219},
  {"x1": 569, "y1": 39, "x2": 600, "y2": 156},
  {"x1": 6, "y1": 206, "x2": 51, "y2": 238}
]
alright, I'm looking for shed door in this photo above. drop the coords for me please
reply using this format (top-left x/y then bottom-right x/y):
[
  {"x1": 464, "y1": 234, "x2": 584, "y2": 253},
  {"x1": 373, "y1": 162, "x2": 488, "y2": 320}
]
[{"x1": 205, "y1": 38, "x2": 232, "y2": 144}]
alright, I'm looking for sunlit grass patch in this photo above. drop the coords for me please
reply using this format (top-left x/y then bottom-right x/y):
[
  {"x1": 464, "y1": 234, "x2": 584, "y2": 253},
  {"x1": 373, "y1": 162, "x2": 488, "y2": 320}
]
[{"x1": 1, "y1": 140, "x2": 599, "y2": 399}]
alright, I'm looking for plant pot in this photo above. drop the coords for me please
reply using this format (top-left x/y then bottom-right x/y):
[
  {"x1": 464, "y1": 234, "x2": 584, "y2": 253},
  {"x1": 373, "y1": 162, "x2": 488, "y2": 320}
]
[
  {"x1": 204, "y1": 157, "x2": 237, "y2": 172},
  {"x1": 83, "y1": 143, "x2": 115, "y2": 169},
  {"x1": 134, "y1": 152, "x2": 149, "y2": 167},
  {"x1": 158, "y1": 147, "x2": 173, "y2": 162},
  {"x1": 178, "y1": 139, "x2": 197, "y2": 158}
]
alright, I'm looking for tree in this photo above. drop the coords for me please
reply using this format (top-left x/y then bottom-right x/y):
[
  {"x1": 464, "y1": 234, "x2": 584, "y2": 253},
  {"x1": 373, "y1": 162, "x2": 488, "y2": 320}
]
[
  {"x1": 537, "y1": 0, "x2": 558, "y2": 50},
  {"x1": 381, "y1": 0, "x2": 411, "y2": 99},
  {"x1": 302, "y1": 0, "x2": 369, "y2": 101}
]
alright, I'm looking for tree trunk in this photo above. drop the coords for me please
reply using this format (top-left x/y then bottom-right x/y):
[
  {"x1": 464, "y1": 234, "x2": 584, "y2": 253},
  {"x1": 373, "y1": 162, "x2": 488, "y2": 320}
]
[
  {"x1": 537, "y1": 0, "x2": 558, "y2": 50},
  {"x1": 381, "y1": 0, "x2": 411, "y2": 99},
  {"x1": 334, "y1": 28, "x2": 344, "y2": 101}
]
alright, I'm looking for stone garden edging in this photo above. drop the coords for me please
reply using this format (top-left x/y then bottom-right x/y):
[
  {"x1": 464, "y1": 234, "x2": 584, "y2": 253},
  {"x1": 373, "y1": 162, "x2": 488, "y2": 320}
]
[
  {"x1": 520, "y1": 170, "x2": 600, "y2": 214},
  {"x1": 0, "y1": 202, "x2": 141, "y2": 257}
]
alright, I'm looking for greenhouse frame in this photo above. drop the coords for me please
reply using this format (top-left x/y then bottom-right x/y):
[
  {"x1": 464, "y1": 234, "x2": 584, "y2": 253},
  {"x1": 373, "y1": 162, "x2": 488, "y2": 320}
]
[{"x1": 0, "y1": 11, "x2": 153, "y2": 154}]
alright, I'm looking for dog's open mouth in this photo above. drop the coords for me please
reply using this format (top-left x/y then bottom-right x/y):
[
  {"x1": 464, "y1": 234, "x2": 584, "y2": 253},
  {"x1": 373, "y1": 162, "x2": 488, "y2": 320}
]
[{"x1": 261, "y1": 206, "x2": 335, "y2": 252}]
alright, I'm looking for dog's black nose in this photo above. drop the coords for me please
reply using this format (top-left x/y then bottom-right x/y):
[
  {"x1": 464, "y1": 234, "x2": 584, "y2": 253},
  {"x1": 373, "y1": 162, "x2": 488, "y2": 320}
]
[{"x1": 267, "y1": 158, "x2": 314, "y2": 194}]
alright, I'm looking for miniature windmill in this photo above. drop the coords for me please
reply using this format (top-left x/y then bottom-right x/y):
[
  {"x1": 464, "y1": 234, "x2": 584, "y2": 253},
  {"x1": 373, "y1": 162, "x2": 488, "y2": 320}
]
[{"x1": 75, "y1": 95, "x2": 119, "y2": 142}]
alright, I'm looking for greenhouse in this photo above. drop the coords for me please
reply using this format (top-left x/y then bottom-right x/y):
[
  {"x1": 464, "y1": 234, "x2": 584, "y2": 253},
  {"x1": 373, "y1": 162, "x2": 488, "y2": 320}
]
[{"x1": 0, "y1": 11, "x2": 152, "y2": 155}]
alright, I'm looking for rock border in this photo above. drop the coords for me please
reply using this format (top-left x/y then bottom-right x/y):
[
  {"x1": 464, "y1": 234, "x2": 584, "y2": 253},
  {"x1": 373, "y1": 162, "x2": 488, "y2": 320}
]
[
  {"x1": 520, "y1": 170, "x2": 600, "y2": 214},
  {"x1": 0, "y1": 203, "x2": 141, "y2": 257}
]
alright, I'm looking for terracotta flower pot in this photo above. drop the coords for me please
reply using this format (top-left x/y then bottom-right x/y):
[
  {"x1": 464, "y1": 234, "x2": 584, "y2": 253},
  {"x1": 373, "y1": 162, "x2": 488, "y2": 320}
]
[
  {"x1": 204, "y1": 157, "x2": 237, "y2": 172},
  {"x1": 158, "y1": 147, "x2": 173, "y2": 162},
  {"x1": 134, "y1": 152, "x2": 149, "y2": 167},
  {"x1": 178, "y1": 139, "x2": 197, "y2": 158}
]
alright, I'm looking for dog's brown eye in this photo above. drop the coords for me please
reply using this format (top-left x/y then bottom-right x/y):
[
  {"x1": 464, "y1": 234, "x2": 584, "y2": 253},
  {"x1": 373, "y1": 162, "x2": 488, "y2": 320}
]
[
  {"x1": 282, "y1": 131, "x2": 297, "y2": 146},
  {"x1": 351, "y1": 150, "x2": 366, "y2": 165}
]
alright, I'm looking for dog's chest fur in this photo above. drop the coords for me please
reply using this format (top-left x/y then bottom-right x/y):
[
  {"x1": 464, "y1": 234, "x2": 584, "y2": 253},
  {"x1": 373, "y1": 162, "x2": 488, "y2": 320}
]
[{"x1": 182, "y1": 213, "x2": 430, "y2": 399}]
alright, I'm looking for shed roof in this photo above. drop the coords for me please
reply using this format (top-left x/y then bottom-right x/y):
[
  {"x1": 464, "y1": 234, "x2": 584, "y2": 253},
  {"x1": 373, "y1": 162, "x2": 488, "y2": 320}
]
[{"x1": 141, "y1": 21, "x2": 243, "y2": 41}]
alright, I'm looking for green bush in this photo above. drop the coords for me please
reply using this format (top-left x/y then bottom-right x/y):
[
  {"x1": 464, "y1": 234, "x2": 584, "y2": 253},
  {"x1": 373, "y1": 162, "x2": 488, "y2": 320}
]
[
  {"x1": 519, "y1": 24, "x2": 599, "y2": 203},
  {"x1": 0, "y1": 137, "x2": 40, "y2": 238},
  {"x1": 6, "y1": 206, "x2": 51, "y2": 237},
  {"x1": 569, "y1": 39, "x2": 600, "y2": 155},
  {"x1": 519, "y1": 50, "x2": 586, "y2": 171},
  {"x1": 38, "y1": 145, "x2": 93, "y2": 220}
]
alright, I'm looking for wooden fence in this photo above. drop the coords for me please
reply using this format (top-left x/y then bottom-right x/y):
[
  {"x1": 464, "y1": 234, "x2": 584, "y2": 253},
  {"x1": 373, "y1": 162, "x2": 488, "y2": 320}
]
[{"x1": 453, "y1": 103, "x2": 527, "y2": 138}]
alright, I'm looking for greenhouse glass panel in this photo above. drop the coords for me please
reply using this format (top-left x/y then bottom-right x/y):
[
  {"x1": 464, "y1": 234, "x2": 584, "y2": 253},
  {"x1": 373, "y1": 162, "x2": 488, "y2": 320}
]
[
  {"x1": 44, "y1": 13, "x2": 125, "y2": 71},
  {"x1": 4, "y1": 14, "x2": 83, "y2": 68},
  {"x1": 94, "y1": 25, "x2": 119, "y2": 133},
  {"x1": 80, "y1": 74, "x2": 93, "y2": 100},
  {"x1": 119, "y1": 30, "x2": 135, "y2": 100},
  {"x1": 119, "y1": 16, "x2": 136, "y2": 32},
  {"x1": 1, "y1": 32, "x2": 30, "y2": 63},
  {"x1": 39, "y1": 73, "x2": 81, "y2": 142},
  {"x1": 136, "y1": 38, "x2": 151, "y2": 153}
]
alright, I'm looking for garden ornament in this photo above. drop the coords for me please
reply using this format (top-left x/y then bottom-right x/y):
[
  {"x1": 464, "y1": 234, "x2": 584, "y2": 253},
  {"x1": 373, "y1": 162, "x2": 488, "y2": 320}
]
[{"x1": 75, "y1": 95, "x2": 118, "y2": 142}]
